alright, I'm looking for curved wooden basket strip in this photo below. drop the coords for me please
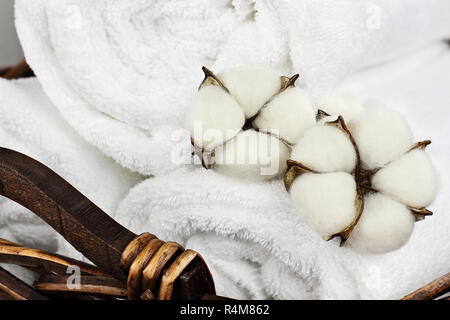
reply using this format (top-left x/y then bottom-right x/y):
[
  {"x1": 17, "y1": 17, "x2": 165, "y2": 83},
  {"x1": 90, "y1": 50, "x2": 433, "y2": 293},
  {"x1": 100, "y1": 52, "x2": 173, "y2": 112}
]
[
  {"x1": 34, "y1": 274, "x2": 127, "y2": 299},
  {"x1": 402, "y1": 273, "x2": 450, "y2": 300},
  {"x1": 0, "y1": 60, "x2": 34, "y2": 80},
  {"x1": 0, "y1": 238, "x2": 108, "y2": 276},
  {"x1": 0, "y1": 266, "x2": 48, "y2": 300}
]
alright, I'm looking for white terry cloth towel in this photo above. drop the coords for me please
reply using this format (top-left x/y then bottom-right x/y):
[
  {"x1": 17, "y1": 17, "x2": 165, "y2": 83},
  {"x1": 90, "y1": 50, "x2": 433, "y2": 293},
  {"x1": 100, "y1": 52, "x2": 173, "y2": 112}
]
[
  {"x1": 0, "y1": 78, "x2": 141, "y2": 260},
  {"x1": 115, "y1": 43, "x2": 450, "y2": 300},
  {"x1": 15, "y1": 0, "x2": 450, "y2": 177}
]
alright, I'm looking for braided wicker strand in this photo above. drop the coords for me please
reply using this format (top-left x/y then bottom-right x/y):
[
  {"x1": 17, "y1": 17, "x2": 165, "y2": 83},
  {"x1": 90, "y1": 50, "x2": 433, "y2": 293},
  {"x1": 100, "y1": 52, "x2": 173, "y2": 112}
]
[
  {"x1": 120, "y1": 233, "x2": 211, "y2": 300},
  {"x1": 158, "y1": 249, "x2": 199, "y2": 300},
  {"x1": 141, "y1": 241, "x2": 184, "y2": 295},
  {"x1": 126, "y1": 239, "x2": 164, "y2": 299},
  {"x1": 120, "y1": 233, "x2": 156, "y2": 271}
]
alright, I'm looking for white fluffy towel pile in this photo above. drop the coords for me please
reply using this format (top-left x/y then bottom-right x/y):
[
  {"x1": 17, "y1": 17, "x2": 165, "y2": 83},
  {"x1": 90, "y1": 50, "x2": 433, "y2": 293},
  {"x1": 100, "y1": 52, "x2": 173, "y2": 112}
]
[
  {"x1": 15, "y1": 0, "x2": 450, "y2": 175},
  {"x1": 0, "y1": 0, "x2": 447, "y2": 299}
]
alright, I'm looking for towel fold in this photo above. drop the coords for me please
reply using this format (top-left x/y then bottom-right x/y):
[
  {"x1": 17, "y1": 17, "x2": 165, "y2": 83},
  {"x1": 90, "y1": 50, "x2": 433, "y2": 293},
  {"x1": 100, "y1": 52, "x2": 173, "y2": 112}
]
[
  {"x1": 0, "y1": 78, "x2": 141, "y2": 258},
  {"x1": 115, "y1": 44, "x2": 450, "y2": 299},
  {"x1": 15, "y1": 0, "x2": 450, "y2": 177}
]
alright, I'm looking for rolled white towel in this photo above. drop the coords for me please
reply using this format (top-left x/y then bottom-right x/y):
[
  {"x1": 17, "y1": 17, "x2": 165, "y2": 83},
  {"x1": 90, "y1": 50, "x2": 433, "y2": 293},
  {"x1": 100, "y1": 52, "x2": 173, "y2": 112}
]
[{"x1": 15, "y1": 0, "x2": 450, "y2": 177}]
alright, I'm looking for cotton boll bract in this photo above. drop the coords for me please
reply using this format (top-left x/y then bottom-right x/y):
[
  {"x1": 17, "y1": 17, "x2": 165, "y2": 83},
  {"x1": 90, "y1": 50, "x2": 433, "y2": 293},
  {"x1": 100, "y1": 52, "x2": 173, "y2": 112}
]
[
  {"x1": 187, "y1": 85, "x2": 245, "y2": 150},
  {"x1": 214, "y1": 130, "x2": 290, "y2": 181},
  {"x1": 217, "y1": 67, "x2": 282, "y2": 118},
  {"x1": 320, "y1": 93, "x2": 362, "y2": 122},
  {"x1": 290, "y1": 125, "x2": 356, "y2": 173},
  {"x1": 347, "y1": 193, "x2": 415, "y2": 253},
  {"x1": 252, "y1": 87, "x2": 316, "y2": 143},
  {"x1": 348, "y1": 107, "x2": 413, "y2": 169},
  {"x1": 317, "y1": 115, "x2": 339, "y2": 125},
  {"x1": 372, "y1": 149, "x2": 439, "y2": 208},
  {"x1": 290, "y1": 172, "x2": 357, "y2": 238},
  {"x1": 188, "y1": 66, "x2": 315, "y2": 181}
]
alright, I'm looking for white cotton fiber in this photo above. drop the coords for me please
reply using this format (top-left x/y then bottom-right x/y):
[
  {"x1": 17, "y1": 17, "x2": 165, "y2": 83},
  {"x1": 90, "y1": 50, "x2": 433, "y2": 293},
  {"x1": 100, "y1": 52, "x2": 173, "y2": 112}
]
[
  {"x1": 348, "y1": 107, "x2": 413, "y2": 169},
  {"x1": 320, "y1": 93, "x2": 362, "y2": 121},
  {"x1": 348, "y1": 193, "x2": 414, "y2": 253},
  {"x1": 252, "y1": 87, "x2": 316, "y2": 143},
  {"x1": 187, "y1": 85, "x2": 245, "y2": 150},
  {"x1": 372, "y1": 149, "x2": 439, "y2": 208},
  {"x1": 290, "y1": 172, "x2": 357, "y2": 238},
  {"x1": 217, "y1": 67, "x2": 282, "y2": 118},
  {"x1": 290, "y1": 125, "x2": 356, "y2": 173},
  {"x1": 214, "y1": 130, "x2": 290, "y2": 181}
]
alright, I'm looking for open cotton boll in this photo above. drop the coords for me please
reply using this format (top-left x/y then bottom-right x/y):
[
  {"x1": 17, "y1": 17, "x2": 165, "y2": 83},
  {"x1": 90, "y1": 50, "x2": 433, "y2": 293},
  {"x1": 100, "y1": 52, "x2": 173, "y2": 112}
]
[
  {"x1": 290, "y1": 172, "x2": 357, "y2": 238},
  {"x1": 372, "y1": 149, "x2": 439, "y2": 208},
  {"x1": 348, "y1": 107, "x2": 413, "y2": 169},
  {"x1": 290, "y1": 125, "x2": 356, "y2": 173},
  {"x1": 347, "y1": 193, "x2": 415, "y2": 253},
  {"x1": 217, "y1": 67, "x2": 282, "y2": 118},
  {"x1": 214, "y1": 130, "x2": 290, "y2": 181},
  {"x1": 187, "y1": 85, "x2": 245, "y2": 150},
  {"x1": 252, "y1": 87, "x2": 316, "y2": 143},
  {"x1": 320, "y1": 93, "x2": 362, "y2": 121}
]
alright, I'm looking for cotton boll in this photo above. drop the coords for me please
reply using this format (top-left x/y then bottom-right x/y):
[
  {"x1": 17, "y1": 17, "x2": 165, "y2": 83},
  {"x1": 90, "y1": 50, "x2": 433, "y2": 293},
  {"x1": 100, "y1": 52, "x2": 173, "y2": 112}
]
[
  {"x1": 290, "y1": 125, "x2": 356, "y2": 173},
  {"x1": 348, "y1": 107, "x2": 413, "y2": 169},
  {"x1": 290, "y1": 172, "x2": 357, "y2": 238},
  {"x1": 320, "y1": 93, "x2": 362, "y2": 121},
  {"x1": 372, "y1": 149, "x2": 439, "y2": 208},
  {"x1": 217, "y1": 67, "x2": 282, "y2": 118},
  {"x1": 252, "y1": 87, "x2": 316, "y2": 143},
  {"x1": 347, "y1": 193, "x2": 414, "y2": 253},
  {"x1": 187, "y1": 85, "x2": 245, "y2": 150},
  {"x1": 214, "y1": 130, "x2": 290, "y2": 181}
]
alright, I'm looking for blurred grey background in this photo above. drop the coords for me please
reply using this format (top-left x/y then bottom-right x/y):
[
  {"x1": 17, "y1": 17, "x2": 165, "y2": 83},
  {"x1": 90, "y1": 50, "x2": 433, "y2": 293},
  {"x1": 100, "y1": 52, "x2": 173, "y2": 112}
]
[{"x1": 0, "y1": 0, "x2": 24, "y2": 66}]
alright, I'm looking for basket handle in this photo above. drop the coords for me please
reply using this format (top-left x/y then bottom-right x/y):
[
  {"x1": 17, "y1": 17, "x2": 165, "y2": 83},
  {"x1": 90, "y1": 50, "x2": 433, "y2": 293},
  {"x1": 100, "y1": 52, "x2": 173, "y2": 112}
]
[{"x1": 0, "y1": 147, "x2": 216, "y2": 299}]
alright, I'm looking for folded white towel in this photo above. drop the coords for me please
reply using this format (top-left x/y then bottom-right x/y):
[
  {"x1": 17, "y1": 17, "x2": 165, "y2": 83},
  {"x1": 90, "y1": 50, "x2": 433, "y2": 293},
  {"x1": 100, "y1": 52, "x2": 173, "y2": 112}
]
[
  {"x1": 0, "y1": 78, "x2": 141, "y2": 259},
  {"x1": 115, "y1": 44, "x2": 450, "y2": 299},
  {"x1": 273, "y1": 0, "x2": 450, "y2": 98},
  {"x1": 15, "y1": 0, "x2": 450, "y2": 177}
]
